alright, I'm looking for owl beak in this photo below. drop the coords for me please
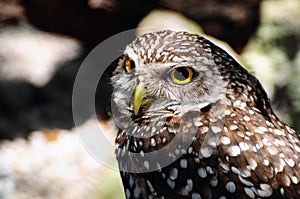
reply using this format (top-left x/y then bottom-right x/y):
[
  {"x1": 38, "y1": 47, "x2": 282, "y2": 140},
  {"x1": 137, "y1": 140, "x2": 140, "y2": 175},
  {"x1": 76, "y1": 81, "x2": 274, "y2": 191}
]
[{"x1": 133, "y1": 85, "x2": 153, "y2": 115}]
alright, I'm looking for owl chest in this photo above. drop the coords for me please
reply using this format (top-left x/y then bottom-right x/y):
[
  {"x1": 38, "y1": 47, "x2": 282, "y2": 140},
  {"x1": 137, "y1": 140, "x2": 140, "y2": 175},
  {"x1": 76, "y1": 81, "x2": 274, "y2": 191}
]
[
  {"x1": 119, "y1": 153, "x2": 256, "y2": 199},
  {"x1": 115, "y1": 108, "x2": 300, "y2": 198}
]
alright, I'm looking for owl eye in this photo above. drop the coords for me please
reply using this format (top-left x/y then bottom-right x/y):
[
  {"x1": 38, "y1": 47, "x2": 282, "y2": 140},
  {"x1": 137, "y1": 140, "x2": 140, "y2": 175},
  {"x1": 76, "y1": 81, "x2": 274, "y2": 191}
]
[
  {"x1": 124, "y1": 58, "x2": 135, "y2": 73},
  {"x1": 169, "y1": 67, "x2": 194, "y2": 84}
]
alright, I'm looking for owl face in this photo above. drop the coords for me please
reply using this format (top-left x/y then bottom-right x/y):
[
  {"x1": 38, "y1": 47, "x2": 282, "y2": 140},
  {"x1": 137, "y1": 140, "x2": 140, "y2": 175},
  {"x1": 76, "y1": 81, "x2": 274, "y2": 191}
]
[{"x1": 111, "y1": 30, "x2": 228, "y2": 122}]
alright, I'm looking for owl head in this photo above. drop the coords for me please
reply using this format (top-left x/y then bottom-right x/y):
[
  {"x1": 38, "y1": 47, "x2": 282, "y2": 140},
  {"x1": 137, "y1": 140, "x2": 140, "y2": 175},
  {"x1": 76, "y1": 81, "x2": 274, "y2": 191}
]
[
  {"x1": 97, "y1": 30, "x2": 273, "y2": 139},
  {"x1": 109, "y1": 31, "x2": 226, "y2": 123},
  {"x1": 97, "y1": 31, "x2": 268, "y2": 124}
]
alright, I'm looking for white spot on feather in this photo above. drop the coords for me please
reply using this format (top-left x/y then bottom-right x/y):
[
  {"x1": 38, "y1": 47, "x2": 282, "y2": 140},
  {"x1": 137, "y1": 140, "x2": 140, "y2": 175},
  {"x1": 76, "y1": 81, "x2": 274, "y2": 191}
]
[
  {"x1": 211, "y1": 126, "x2": 222, "y2": 134},
  {"x1": 280, "y1": 187, "x2": 284, "y2": 195},
  {"x1": 200, "y1": 147, "x2": 213, "y2": 158},
  {"x1": 229, "y1": 125, "x2": 238, "y2": 130},
  {"x1": 238, "y1": 175, "x2": 253, "y2": 186},
  {"x1": 220, "y1": 136, "x2": 230, "y2": 145},
  {"x1": 169, "y1": 168, "x2": 178, "y2": 180},
  {"x1": 167, "y1": 179, "x2": 175, "y2": 189},
  {"x1": 180, "y1": 159, "x2": 188, "y2": 168},
  {"x1": 291, "y1": 176, "x2": 299, "y2": 184},
  {"x1": 225, "y1": 181, "x2": 236, "y2": 193},
  {"x1": 228, "y1": 145, "x2": 240, "y2": 157},
  {"x1": 244, "y1": 187, "x2": 255, "y2": 198},
  {"x1": 243, "y1": 115, "x2": 250, "y2": 121},
  {"x1": 239, "y1": 142, "x2": 249, "y2": 151},
  {"x1": 191, "y1": 193, "x2": 201, "y2": 199},
  {"x1": 126, "y1": 189, "x2": 131, "y2": 198},
  {"x1": 210, "y1": 178, "x2": 218, "y2": 187},
  {"x1": 257, "y1": 183, "x2": 273, "y2": 197},
  {"x1": 151, "y1": 138, "x2": 156, "y2": 147},
  {"x1": 181, "y1": 179, "x2": 193, "y2": 193},
  {"x1": 197, "y1": 167, "x2": 207, "y2": 178},
  {"x1": 285, "y1": 158, "x2": 295, "y2": 168},
  {"x1": 129, "y1": 175, "x2": 134, "y2": 187},
  {"x1": 144, "y1": 161, "x2": 150, "y2": 170}
]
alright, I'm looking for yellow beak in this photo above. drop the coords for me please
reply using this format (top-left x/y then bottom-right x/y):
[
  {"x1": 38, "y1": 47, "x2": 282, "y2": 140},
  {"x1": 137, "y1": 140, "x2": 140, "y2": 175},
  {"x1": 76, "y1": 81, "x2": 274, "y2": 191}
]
[{"x1": 133, "y1": 85, "x2": 154, "y2": 115}]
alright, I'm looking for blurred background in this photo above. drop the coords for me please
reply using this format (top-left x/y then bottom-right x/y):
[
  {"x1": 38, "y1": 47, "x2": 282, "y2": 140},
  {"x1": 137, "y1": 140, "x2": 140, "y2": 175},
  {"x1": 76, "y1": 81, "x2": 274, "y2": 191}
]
[{"x1": 0, "y1": 0, "x2": 300, "y2": 198}]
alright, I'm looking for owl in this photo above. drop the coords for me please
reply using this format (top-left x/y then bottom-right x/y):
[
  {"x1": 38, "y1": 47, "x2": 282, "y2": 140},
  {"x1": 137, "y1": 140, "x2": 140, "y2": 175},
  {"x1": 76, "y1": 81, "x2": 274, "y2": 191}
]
[{"x1": 98, "y1": 30, "x2": 300, "y2": 199}]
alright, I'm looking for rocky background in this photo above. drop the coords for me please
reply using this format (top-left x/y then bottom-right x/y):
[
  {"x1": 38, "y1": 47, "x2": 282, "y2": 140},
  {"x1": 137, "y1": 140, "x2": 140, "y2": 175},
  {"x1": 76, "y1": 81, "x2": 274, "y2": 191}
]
[{"x1": 0, "y1": 0, "x2": 299, "y2": 198}]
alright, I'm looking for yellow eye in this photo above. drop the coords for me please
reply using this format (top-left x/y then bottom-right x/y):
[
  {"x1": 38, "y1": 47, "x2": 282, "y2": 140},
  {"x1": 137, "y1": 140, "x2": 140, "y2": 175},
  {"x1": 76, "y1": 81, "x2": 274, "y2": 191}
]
[
  {"x1": 125, "y1": 58, "x2": 135, "y2": 73},
  {"x1": 170, "y1": 67, "x2": 194, "y2": 84}
]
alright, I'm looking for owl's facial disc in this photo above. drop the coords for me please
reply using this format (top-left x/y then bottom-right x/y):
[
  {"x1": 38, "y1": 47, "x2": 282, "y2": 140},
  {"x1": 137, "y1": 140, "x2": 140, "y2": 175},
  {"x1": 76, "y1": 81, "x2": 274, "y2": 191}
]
[
  {"x1": 112, "y1": 32, "x2": 228, "y2": 121},
  {"x1": 122, "y1": 59, "x2": 214, "y2": 118}
]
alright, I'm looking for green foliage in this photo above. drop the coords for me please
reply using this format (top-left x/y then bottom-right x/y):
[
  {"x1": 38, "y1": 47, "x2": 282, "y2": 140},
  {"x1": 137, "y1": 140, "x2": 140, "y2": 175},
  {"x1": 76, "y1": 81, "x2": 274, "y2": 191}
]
[{"x1": 92, "y1": 167, "x2": 125, "y2": 199}]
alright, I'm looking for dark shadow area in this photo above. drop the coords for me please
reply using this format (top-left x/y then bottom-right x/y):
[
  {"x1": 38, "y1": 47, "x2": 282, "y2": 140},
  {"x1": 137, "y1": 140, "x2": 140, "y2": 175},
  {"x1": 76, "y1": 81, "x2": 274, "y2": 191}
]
[
  {"x1": 21, "y1": 0, "x2": 158, "y2": 49},
  {"x1": 0, "y1": 57, "x2": 84, "y2": 139},
  {"x1": 20, "y1": 0, "x2": 260, "y2": 52}
]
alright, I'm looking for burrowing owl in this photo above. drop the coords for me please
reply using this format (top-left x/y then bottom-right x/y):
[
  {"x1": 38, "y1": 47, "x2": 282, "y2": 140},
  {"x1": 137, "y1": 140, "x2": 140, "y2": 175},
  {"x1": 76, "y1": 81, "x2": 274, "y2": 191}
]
[{"x1": 98, "y1": 30, "x2": 300, "y2": 198}]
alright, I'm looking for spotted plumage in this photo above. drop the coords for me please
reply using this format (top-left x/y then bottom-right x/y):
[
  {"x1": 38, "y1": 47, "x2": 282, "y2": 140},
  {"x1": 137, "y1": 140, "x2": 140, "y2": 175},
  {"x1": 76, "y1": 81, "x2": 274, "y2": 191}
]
[{"x1": 99, "y1": 30, "x2": 300, "y2": 198}]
